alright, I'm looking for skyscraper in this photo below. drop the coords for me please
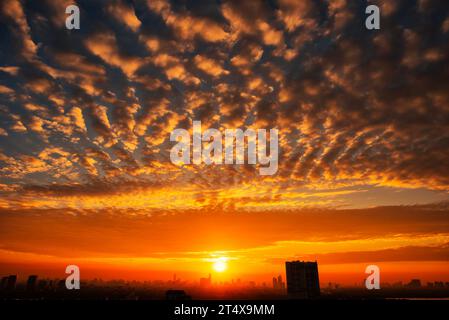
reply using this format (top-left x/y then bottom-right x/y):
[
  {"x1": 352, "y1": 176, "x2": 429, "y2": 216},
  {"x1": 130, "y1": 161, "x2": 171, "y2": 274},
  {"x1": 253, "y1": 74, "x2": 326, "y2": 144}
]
[
  {"x1": 277, "y1": 275, "x2": 285, "y2": 290},
  {"x1": 26, "y1": 275, "x2": 38, "y2": 292},
  {"x1": 272, "y1": 277, "x2": 278, "y2": 289},
  {"x1": 0, "y1": 276, "x2": 8, "y2": 290},
  {"x1": 273, "y1": 275, "x2": 285, "y2": 290},
  {"x1": 6, "y1": 275, "x2": 17, "y2": 291},
  {"x1": 285, "y1": 261, "x2": 320, "y2": 299}
]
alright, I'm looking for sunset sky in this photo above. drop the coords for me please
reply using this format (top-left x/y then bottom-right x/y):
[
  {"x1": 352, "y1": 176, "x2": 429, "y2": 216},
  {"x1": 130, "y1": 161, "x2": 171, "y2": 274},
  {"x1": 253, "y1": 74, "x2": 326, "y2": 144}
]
[{"x1": 0, "y1": 0, "x2": 449, "y2": 285}]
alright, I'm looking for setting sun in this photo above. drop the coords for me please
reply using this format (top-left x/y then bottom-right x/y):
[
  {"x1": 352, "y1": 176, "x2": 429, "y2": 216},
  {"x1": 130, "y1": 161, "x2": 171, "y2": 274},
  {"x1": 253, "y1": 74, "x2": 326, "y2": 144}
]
[{"x1": 213, "y1": 258, "x2": 228, "y2": 273}]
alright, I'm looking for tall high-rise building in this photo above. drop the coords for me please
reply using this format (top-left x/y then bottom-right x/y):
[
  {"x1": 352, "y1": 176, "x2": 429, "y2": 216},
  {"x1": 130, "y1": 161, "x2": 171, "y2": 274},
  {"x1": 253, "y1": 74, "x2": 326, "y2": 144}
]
[
  {"x1": 273, "y1": 275, "x2": 285, "y2": 290},
  {"x1": 26, "y1": 275, "x2": 38, "y2": 292},
  {"x1": 6, "y1": 275, "x2": 17, "y2": 291},
  {"x1": 272, "y1": 277, "x2": 278, "y2": 289},
  {"x1": 0, "y1": 276, "x2": 8, "y2": 290},
  {"x1": 285, "y1": 261, "x2": 320, "y2": 298},
  {"x1": 277, "y1": 275, "x2": 285, "y2": 290}
]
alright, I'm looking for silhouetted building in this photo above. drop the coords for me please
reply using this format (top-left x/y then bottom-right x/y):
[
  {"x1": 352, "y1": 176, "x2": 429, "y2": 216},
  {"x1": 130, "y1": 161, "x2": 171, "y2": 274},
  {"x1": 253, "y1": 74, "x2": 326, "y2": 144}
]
[
  {"x1": 47, "y1": 279, "x2": 54, "y2": 291},
  {"x1": 0, "y1": 276, "x2": 8, "y2": 290},
  {"x1": 273, "y1": 275, "x2": 285, "y2": 290},
  {"x1": 26, "y1": 275, "x2": 38, "y2": 292},
  {"x1": 38, "y1": 279, "x2": 48, "y2": 291},
  {"x1": 278, "y1": 275, "x2": 285, "y2": 290},
  {"x1": 166, "y1": 290, "x2": 191, "y2": 300},
  {"x1": 407, "y1": 279, "x2": 422, "y2": 288},
  {"x1": 286, "y1": 261, "x2": 320, "y2": 298},
  {"x1": 57, "y1": 279, "x2": 66, "y2": 291},
  {"x1": 6, "y1": 275, "x2": 17, "y2": 291},
  {"x1": 200, "y1": 274, "x2": 211, "y2": 287}
]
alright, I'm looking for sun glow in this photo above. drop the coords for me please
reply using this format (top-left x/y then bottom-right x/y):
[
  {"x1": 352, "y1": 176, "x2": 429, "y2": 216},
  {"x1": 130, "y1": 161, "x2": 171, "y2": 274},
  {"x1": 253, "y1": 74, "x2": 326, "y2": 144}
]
[{"x1": 213, "y1": 258, "x2": 228, "y2": 273}]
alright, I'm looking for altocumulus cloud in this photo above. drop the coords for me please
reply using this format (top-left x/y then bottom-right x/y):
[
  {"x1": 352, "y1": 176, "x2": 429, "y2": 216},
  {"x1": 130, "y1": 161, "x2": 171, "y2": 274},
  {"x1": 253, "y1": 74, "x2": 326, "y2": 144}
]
[{"x1": 0, "y1": 0, "x2": 448, "y2": 210}]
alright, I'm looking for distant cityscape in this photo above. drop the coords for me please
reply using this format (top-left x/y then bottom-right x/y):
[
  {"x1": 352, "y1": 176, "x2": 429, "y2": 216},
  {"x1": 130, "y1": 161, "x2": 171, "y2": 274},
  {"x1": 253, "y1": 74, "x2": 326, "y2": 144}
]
[{"x1": 1, "y1": 261, "x2": 449, "y2": 300}]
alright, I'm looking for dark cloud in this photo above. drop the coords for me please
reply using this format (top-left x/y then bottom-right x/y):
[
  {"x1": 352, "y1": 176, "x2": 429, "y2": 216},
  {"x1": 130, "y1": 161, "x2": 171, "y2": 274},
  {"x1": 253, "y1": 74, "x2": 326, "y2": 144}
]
[{"x1": 269, "y1": 243, "x2": 449, "y2": 265}]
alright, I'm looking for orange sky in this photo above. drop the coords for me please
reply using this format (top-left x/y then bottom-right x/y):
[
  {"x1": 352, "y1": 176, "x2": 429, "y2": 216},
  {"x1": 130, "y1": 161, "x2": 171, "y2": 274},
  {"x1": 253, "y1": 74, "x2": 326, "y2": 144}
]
[{"x1": 1, "y1": 205, "x2": 449, "y2": 284}]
